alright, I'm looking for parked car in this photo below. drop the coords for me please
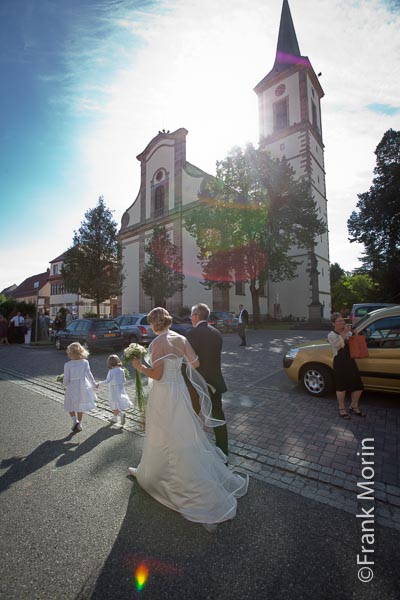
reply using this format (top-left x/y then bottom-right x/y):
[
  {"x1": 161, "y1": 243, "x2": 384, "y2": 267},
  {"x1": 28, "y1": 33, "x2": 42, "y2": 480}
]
[
  {"x1": 209, "y1": 311, "x2": 239, "y2": 333},
  {"x1": 55, "y1": 318, "x2": 124, "y2": 352},
  {"x1": 170, "y1": 315, "x2": 193, "y2": 337},
  {"x1": 348, "y1": 303, "x2": 397, "y2": 326},
  {"x1": 114, "y1": 314, "x2": 156, "y2": 345},
  {"x1": 283, "y1": 305, "x2": 400, "y2": 397}
]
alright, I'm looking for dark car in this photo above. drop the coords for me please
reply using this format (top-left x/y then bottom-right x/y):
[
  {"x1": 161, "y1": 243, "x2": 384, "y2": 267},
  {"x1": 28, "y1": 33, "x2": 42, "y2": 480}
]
[
  {"x1": 209, "y1": 311, "x2": 239, "y2": 333},
  {"x1": 170, "y1": 315, "x2": 193, "y2": 337},
  {"x1": 55, "y1": 318, "x2": 124, "y2": 352},
  {"x1": 114, "y1": 314, "x2": 156, "y2": 345}
]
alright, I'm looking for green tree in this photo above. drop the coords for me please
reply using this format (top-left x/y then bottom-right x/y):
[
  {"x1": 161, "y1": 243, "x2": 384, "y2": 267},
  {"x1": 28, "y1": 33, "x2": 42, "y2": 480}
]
[
  {"x1": 348, "y1": 129, "x2": 400, "y2": 302},
  {"x1": 141, "y1": 225, "x2": 185, "y2": 308},
  {"x1": 184, "y1": 143, "x2": 326, "y2": 322},
  {"x1": 330, "y1": 262, "x2": 346, "y2": 288},
  {"x1": 331, "y1": 272, "x2": 379, "y2": 313},
  {"x1": 61, "y1": 196, "x2": 124, "y2": 316}
]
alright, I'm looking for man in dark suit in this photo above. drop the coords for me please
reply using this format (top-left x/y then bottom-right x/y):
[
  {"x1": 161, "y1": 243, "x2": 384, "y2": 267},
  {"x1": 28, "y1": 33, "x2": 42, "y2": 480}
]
[
  {"x1": 237, "y1": 304, "x2": 249, "y2": 346},
  {"x1": 186, "y1": 303, "x2": 229, "y2": 457}
]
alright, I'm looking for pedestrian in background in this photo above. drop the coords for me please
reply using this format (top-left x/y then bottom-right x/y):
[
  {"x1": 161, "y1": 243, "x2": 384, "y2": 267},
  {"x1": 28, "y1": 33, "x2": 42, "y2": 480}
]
[
  {"x1": 0, "y1": 314, "x2": 9, "y2": 345},
  {"x1": 327, "y1": 312, "x2": 365, "y2": 419},
  {"x1": 237, "y1": 304, "x2": 249, "y2": 347},
  {"x1": 63, "y1": 342, "x2": 98, "y2": 432},
  {"x1": 10, "y1": 312, "x2": 25, "y2": 343},
  {"x1": 24, "y1": 314, "x2": 33, "y2": 344},
  {"x1": 98, "y1": 354, "x2": 132, "y2": 426}
]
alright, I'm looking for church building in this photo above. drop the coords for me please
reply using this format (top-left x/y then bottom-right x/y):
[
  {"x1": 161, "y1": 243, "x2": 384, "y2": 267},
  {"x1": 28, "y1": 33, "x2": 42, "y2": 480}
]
[{"x1": 119, "y1": 0, "x2": 331, "y2": 320}]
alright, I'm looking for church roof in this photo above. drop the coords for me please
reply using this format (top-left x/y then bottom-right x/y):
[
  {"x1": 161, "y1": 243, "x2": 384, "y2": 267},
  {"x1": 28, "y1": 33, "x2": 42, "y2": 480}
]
[{"x1": 254, "y1": 0, "x2": 314, "y2": 93}]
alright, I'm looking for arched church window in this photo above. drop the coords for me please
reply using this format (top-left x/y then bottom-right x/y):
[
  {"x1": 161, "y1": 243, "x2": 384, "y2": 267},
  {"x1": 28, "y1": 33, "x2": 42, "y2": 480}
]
[{"x1": 154, "y1": 185, "x2": 164, "y2": 215}]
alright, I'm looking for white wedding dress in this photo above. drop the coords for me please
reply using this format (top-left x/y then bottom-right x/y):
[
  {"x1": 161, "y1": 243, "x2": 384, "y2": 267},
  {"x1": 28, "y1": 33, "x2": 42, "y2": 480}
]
[{"x1": 133, "y1": 330, "x2": 248, "y2": 525}]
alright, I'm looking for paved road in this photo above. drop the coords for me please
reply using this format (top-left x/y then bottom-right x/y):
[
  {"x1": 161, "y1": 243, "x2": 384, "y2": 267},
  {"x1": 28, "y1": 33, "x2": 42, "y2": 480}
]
[
  {"x1": 1, "y1": 379, "x2": 400, "y2": 600},
  {"x1": 1, "y1": 330, "x2": 399, "y2": 529}
]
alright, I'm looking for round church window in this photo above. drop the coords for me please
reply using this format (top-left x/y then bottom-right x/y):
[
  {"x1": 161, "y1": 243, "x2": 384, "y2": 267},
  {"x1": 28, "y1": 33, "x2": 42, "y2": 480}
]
[{"x1": 275, "y1": 84, "x2": 286, "y2": 97}]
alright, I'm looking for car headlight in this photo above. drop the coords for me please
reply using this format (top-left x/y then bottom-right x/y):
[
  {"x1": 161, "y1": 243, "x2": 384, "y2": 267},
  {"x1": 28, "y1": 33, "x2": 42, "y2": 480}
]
[{"x1": 285, "y1": 348, "x2": 300, "y2": 360}]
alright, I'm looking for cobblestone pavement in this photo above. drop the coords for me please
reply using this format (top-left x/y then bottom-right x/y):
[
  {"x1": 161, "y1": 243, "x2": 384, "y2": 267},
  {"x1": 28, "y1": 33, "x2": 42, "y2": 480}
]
[{"x1": 1, "y1": 329, "x2": 399, "y2": 531}]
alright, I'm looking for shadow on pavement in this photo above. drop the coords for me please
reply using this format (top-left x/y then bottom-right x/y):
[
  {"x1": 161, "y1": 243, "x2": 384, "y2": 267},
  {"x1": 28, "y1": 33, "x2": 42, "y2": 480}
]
[
  {"x1": 76, "y1": 479, "x2": 400, "y2": 600},
  {"x1": 56, "y1": 423, "x2": 124, "y2": 467},
  {"x1": 0, "y1": 433, "x2": 78, "y2": 493}
]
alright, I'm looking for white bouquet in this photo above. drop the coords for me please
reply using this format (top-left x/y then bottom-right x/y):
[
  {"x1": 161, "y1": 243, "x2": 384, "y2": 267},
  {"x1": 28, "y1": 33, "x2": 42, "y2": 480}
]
[{"x1": 122, "y1": 343, "x2": 147, "y2": 412}]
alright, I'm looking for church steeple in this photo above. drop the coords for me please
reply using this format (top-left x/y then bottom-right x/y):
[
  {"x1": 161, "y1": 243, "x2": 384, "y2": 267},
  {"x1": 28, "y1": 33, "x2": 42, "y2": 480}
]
[
  {"x1": 252, "y1": 0, "x2": 331, "y2": 321},
  {"x1": 275, "y1": 0, "x2": 301, "y2": 66},
  {"x1": 254, "y1": 0, "x2": 313, "y2": 92}
]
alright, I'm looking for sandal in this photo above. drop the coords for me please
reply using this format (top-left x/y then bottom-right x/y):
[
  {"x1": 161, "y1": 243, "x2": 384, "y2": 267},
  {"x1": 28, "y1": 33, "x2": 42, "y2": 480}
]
[
  {"x1": 349, "y1": 406, "x2": 366, "y2": 417},
  {"x1": 338, "y1": 409, "x2": 351, "y2": 420}
]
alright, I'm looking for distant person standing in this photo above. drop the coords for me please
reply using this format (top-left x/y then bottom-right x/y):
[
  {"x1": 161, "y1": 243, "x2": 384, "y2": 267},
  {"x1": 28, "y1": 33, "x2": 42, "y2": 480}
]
[
  {"x1": 0, "y1": 314, "x2": 9, "y2": 345},
  {"x1": 39, "y1": 312, "x2": 51, "y2": 340},
  {"x1": 66, "y1": 310, "x2": 73, "y2": 326},
  {"x1": 10, "y1": 312, "x2": 25, "y2": 343},
  {"x1": 24, "y1": 314, "x2": 33, "y2": 344},
  {"x1": 237, "y1": 304, "x2": 249, "y2": 347}
]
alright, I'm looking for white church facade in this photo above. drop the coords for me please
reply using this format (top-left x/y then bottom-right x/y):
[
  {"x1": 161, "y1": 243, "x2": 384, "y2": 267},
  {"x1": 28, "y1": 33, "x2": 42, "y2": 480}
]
[{"x1": 119, "y1": 0, "x2": 331, "y2": 320}]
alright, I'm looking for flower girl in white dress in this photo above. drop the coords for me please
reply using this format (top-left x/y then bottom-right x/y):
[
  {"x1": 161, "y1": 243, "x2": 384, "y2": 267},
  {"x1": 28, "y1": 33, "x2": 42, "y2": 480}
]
[
  {"x1": 63, "y1": 342, "x2": 97, "y2": 432},
  {"x1": 129, "y1": 308, "x2": 248, "y2": 531},
  {"x1": 98, "y1": 354, "x2": 133, "y2": 426}
]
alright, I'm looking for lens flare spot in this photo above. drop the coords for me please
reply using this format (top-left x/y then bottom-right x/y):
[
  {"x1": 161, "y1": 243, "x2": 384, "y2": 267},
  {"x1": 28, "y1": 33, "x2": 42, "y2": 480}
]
[{"x1": 135, "y1": 564, "x2": 149, "y2": 591}]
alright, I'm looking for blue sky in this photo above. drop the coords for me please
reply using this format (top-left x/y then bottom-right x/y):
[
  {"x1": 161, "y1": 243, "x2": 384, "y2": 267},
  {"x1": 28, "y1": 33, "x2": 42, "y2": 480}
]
[{"x1": 1, "y1": 0, "x2": 400, "y2": 291}]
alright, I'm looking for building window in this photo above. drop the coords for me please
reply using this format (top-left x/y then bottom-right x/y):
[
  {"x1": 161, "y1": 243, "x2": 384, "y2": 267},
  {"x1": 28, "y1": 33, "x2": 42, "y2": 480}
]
[
  {"x1": 52, "y1": 265, "x2": 58, "y2": 275},
  {"x1": 273, "y1": 98, "x2": 289, "y2": 131},
  {"x1": 154, "y1": 185, "x2": 164, "y2": 216},
  {"x1": 235, "y1": 281, "x2": 245, "y2": 295},
  {"x1": 312, "y1": 101, "x2": 318, "y2": 130},
  {"x1": 259, "y1": 282, "x2": 266, "y2": 297}
]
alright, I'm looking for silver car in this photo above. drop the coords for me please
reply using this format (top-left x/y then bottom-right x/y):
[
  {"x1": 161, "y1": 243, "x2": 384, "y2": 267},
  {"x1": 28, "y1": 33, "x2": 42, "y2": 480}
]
[{"x1": 115, "y1": 314, "x2": 156, "y2": 346}]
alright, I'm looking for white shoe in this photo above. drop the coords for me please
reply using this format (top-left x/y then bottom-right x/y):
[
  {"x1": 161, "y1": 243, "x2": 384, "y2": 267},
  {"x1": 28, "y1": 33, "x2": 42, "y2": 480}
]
[
  {"x1": 109, "y1": 415, "x2": 118, "y2": 423},
  {"x1": 128, "y1": 467, "x2": 137, "y2": 477},
  {"x1": 119, "y1": 413, "x2": 126, "y2": 426},
  {"x1": 71, "y1": 420, "x2": 78, "y2": 431},
  {"x1": 202, "y1": 523, "x2": 218, "y2": 533},
  {"x1": 76, "y1": 422, "x2": 82, "y2": 431}
]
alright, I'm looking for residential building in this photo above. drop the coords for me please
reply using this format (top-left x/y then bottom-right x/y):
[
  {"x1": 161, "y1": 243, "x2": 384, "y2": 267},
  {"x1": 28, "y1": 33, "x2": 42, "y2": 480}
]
[{"x1": 49, "y1": 253, "x2": 112, "y2": 318}]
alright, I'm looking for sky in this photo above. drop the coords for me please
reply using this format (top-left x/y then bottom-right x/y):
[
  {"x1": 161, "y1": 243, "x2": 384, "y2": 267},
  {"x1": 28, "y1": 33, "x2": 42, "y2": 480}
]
[{"x1": 1, "y1": 0, "x2": 400, "y2": 292}]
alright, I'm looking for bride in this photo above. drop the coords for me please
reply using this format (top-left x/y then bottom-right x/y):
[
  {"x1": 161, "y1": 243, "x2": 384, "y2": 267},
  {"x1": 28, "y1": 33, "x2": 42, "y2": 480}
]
[{"x1": 129, "y1": 307, "x2": 248, "y2": 530}]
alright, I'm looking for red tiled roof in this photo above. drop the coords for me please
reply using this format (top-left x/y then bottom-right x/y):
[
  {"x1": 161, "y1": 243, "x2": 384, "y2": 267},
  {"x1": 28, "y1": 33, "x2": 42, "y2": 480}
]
[{"x1": 13, "y1": 271, "x2": 49, "y2": 298}]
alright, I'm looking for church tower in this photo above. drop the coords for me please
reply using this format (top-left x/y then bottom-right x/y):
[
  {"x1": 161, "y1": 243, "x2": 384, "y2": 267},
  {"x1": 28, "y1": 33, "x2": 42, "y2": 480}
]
[{"x1": 254, "y1": 0, "x2": 331, "y2": 320}]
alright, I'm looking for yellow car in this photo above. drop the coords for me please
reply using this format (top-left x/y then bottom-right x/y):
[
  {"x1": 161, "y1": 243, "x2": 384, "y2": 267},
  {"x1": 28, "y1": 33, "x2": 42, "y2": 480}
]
[{"x1": 283, "y1": 306, "x2": 400, "y2": 396}]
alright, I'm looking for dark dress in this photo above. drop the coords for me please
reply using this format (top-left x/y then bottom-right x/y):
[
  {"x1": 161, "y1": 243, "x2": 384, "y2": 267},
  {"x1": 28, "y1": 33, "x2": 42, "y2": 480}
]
[{"x1": 333, "y1": 341, "x2": 364, "y2": 392}]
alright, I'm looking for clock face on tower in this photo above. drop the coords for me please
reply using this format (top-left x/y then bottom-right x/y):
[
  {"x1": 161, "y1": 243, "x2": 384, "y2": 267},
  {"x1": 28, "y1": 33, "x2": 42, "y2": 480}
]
[{"x1": 275, "y1": 84, "x2": 286, "y2": 97}]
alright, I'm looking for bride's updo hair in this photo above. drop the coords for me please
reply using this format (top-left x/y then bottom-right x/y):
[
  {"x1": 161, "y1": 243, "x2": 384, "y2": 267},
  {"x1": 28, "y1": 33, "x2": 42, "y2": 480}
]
[{"x1": 147, "y1": 307, "x2": 172, "y2": 333}]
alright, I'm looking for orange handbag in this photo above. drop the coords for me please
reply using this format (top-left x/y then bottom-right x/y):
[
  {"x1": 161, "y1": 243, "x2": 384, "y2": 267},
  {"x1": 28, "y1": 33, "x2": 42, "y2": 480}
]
[{"x1": 348, "y1": 334, "x2": 369, "y2": 359}]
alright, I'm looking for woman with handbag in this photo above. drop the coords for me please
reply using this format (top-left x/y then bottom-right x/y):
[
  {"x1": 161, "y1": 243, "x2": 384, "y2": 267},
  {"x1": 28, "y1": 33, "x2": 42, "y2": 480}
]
[{"x1": 327, "y1": 313, "x2": 365, "y2": 419}]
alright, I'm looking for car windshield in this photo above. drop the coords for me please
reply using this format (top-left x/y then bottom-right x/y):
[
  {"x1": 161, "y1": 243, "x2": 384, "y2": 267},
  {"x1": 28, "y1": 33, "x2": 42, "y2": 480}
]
[{"x1": 93, "y1": 320, "x2": 119, "y2": 331}]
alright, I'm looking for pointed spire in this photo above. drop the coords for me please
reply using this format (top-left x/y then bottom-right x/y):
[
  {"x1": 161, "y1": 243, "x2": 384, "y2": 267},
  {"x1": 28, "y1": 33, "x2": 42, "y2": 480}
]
[
  {"x1": 275, "y1": 0, "x2": 301, "y2": 63},
  {"x1": 254, "y1": 0, "x2": 311, "y2": 92}
]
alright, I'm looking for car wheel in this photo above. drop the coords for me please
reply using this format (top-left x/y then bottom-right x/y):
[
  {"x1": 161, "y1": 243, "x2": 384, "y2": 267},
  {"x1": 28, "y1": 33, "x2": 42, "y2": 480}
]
[
  {"x1": 55, "y1": 338, "x2": 62, "y2": 350},
  {"x1": 301, "y1": 364, "x2": 334, "y2": 397},
  {"x1": 129, "y1": 335, "x2": 138, "y2": 344}
]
